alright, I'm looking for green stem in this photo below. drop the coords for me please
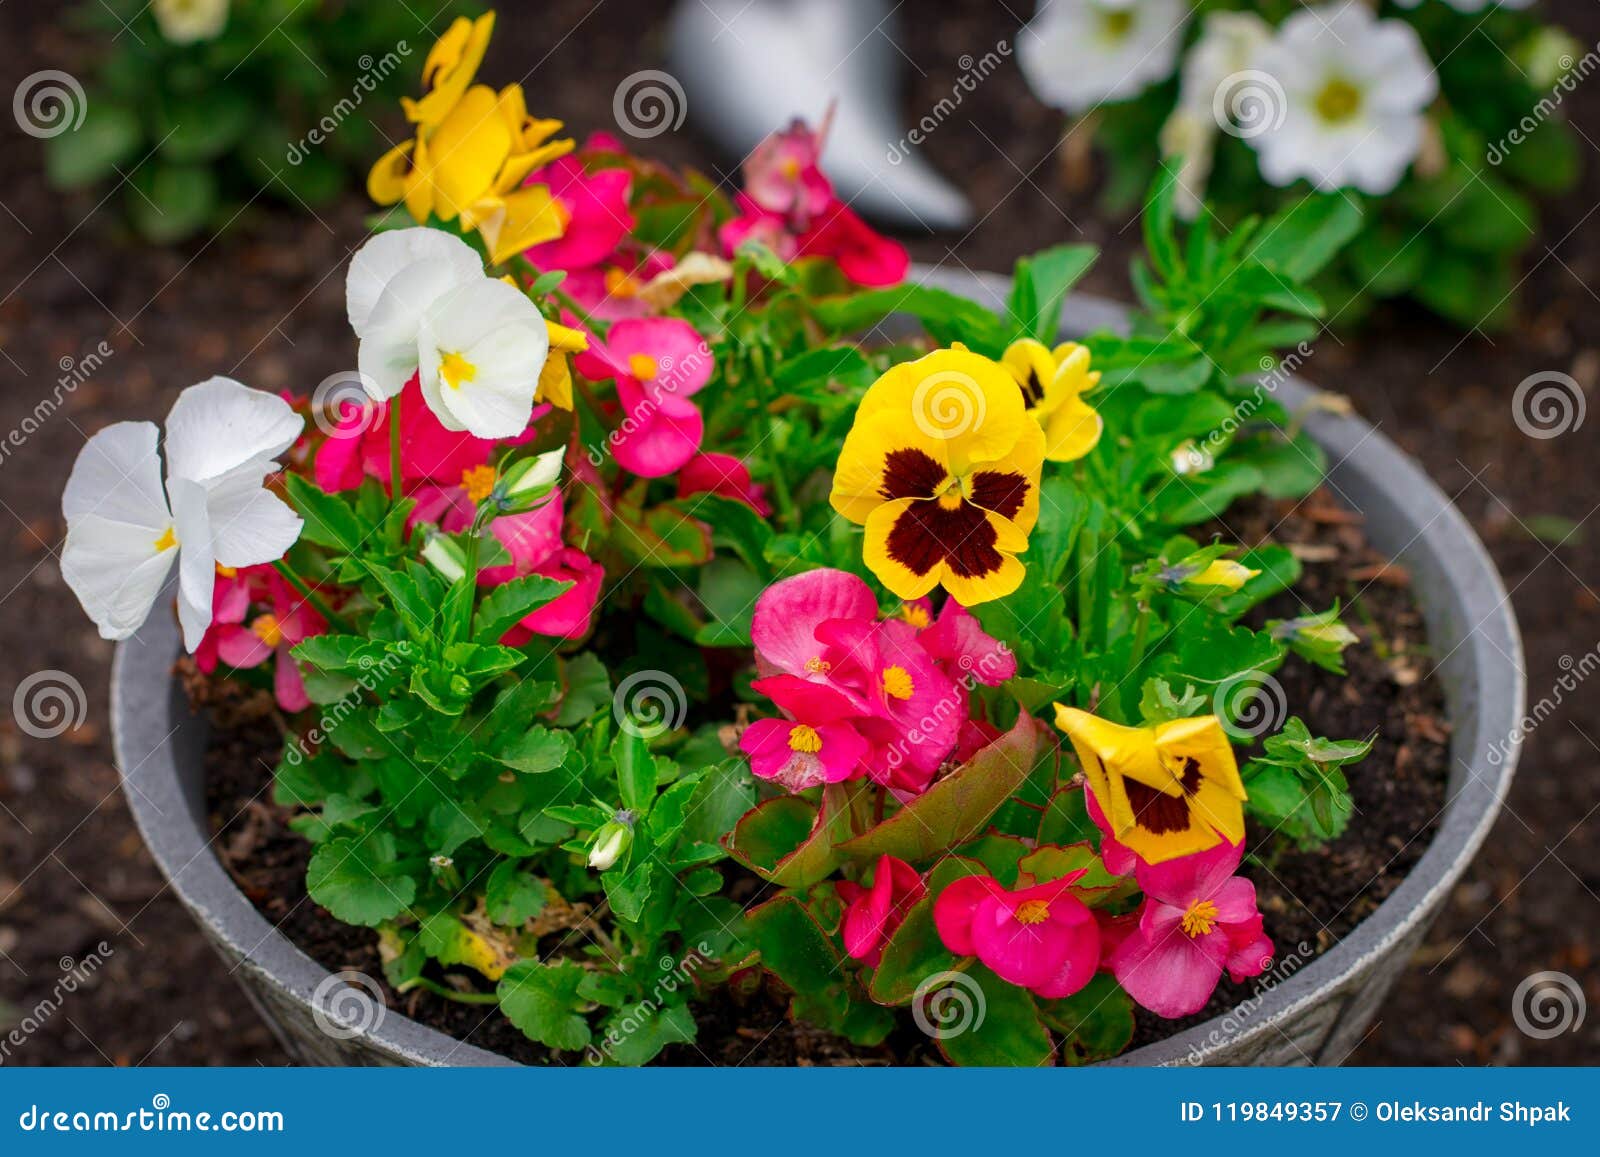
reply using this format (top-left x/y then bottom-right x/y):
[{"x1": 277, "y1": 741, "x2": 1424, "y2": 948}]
[
  {"x1": 273, "y1": 560, "x2": 352, "y2": 633},
  {"x1": 389, "y1": 387, "x2": 403, "y2": 501},
  {"x1": 746, "y1": 345, "x2": 797, "y2": 529},
  {"x1": 413, "y1": 977, "x2": 500, "y2": 1005}
]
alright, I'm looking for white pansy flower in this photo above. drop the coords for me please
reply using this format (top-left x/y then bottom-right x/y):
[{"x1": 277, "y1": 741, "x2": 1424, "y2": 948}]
[
  {"x1": 1019, "y1": 0, "x2": 1190, "y2": 115},
  {"x1": 61, "y1": 378, "x2": 304, "y2": 650},
  {"x1": 1159, "y1": 10, "x2": 1274, "y2": 217},
  {"x1": 152, "y1": 0, "x2": 229, "y2": 45},
  {"x1": 1249, "y1": 3, "x2": 1439, "y2": 195},
  {"x1": 350, "y1": 228, "x2": 484, "y2": 401},
  {"x1": 416, "y1": 278, "x2": 551, "y2": 439}
]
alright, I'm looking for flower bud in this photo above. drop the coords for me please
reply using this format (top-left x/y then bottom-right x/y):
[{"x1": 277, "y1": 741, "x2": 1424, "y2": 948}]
[
  {"x1": 422, "y1": 533, "x2": 468, "y2": 582},
  {"x1": 587, "y1": 811, "x2": 636, "y2": 871}
]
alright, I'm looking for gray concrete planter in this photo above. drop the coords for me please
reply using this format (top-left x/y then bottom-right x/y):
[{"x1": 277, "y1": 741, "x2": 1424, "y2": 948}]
[{"x1": 113, "y1": 282, "x2": 1524, "y2": 1066}]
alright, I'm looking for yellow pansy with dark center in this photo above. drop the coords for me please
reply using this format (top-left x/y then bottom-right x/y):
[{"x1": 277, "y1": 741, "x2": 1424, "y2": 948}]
[
  {"x1": 830, "y1": 345, "x2": 1045, "y2": 605},
  {"x1": 999, "y1": 338, "x2": 1104, "y2": 463},
  {"x1": 1053, "y1": 705, "x2": 1248, "y2": 864}
]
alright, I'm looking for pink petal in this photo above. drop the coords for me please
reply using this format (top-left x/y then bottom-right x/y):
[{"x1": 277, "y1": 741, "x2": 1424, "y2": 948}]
[
  {"x1": 1111, "y1": 918, "x2": 1229, "y2": 1018},
  {"x1": 216, "y1": 627, "x2": 272, "y2": 669},
  {"x1": 274, "y1": 643, "x2": 310, "y2": 712},
  {"x1": 750, "y1": 569, "x2": 878, "y2": 676},
  {"x1": 933, "y1": 875, "x2": 1003, "y2": 958}
]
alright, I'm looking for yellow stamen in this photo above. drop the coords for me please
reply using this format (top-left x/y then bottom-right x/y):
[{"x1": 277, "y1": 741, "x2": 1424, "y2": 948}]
[
  {"x1": 787, "y1": 724, "x2": 822, "y2": 753},
  {"x1": 1181, "y1": 898, "x2": 1219, "y2": 938},
  {"x1": 899, "y1": 603, "x2": 930, "y2": 629},
  {"x1": 781, "y1": 157, "x2": 801, "y2": 179},
  {"x1": 250, "y1": 614, "x2": 284, "y2": 648},
  {"x1": 153, "y1": 526, "x2": 178, "y2": 553},
  {"x1": 803, "y1": 656, "x2": 832, "y2": 675},
  {"x1": 440, "y1": 350, "x2": 477, "y2": 389},
  {"x1": 627, "y1": 353, "x2": 659, "y2": 381},
  {"x1": 1014, "y1": 899, "x2": 1051, "y2": 926},
  {"x1": 604, "y1": 267, "x2": 640, "y2": 298},
  {"x1": 460, "y1": 464, "x2": 497, "y2": 503},
  {"x1": 881, "y1": 665, "x2": 914, "y2": 701},
  {"x1": 215, "y1": 563, "x2": 236, "y2": 577},
  {"x1": 1315, "y1": 78, "x2": 1362, "y2": 124}
]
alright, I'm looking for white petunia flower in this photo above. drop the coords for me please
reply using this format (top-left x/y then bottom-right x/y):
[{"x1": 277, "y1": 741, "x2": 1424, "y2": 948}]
[
  {"x1": 349, "y1": 228, "x2": 484, "y2": 401},
  {"x1": 1248, "y1": 2, "x2": 1439, "y2": 195},
  {"x1": 61, "y1": 378, "x2": 304, "y2": 650},
  {"x1": 1160, "y1": 10, "x2": 1274, "y2": 217},
  {"x1": 152, "y1": 0, "x2": 229, "y2": 45},
  {"x1": 1019, "y1": 0, "x2": 1191, "y2": 115},
  {"x1": 416, "y1": 278, "x2": 551, "y2": 439},
  {"x1": 1390, "y1": 0, "x2": 1532, "y2": 11}
]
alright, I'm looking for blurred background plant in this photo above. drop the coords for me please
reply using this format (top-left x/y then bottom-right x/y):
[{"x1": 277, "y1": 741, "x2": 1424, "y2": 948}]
[
  {"x1": 43, "y1": 0, "x2": 475, "y2": 244},
  {"x1": 1020, "y1": 0, "x2": 1585, "y2": 330}
]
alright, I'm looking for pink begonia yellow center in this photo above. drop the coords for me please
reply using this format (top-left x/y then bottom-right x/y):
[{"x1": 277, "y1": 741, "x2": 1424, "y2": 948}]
[
  {"x1": 787, "y1": 723, "x2": 822, "y2": 753},
  {"x1": 461, "y1": 464, "x2": 497, "y2": 503},
  {"x1": 881, "y1": 665, "x2": 915, "y2": 701},
  {"x1": 153, "y1": 526, "x2": 178, "y2": 553},
  {"x1": 899, "y1": 602, "x2": 931, "y2": 629},
  {"x1": 1181, "y1": 898, "x2": 1219, "y2": 938},
  {"x1": 628, "y1": 353, "x2": 659, "y2": 381},
  {"x1": 803, "y1": 656, "x2": 831, "y2": 674},
  {"x1": 604, "y1": 268, "x2": 640, "y2": 298},
  {"x1": 1014, "y1": 899, "x2": 1051, "y2": 926},
  {"x1": 440, "y1": 351, "x2": 477, "y2": 390},
  {"x1": 251, "y1": 614, "x2": 284, "y2": 648}
]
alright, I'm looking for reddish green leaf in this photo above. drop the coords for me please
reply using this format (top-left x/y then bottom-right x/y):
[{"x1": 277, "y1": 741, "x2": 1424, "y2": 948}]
[
  {"x1": 725, "y1": 783, "x2": 857, "y2": 887},
  {"x1": 744, "y1": 895, "x2": 894, "y2": 1046},
  {"x1": 1038, "y1": 974, "x2": 1135, "y2": 1065},
  {"x1": 932, "y1": 965, "x2": 1055, "y2": 1067}
]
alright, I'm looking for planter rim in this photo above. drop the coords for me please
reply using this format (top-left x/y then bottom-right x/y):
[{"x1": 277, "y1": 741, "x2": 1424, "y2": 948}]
[{"x1": 113, "y1": 279, "x2": 1524, "y2": 1067}]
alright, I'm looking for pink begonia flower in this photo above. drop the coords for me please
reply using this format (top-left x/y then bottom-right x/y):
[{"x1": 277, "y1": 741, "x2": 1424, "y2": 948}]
[
  {"x1": 743, "y1": 117, "x2": 835, "y2": 226},
  {"x1": 740, "y1": 675, "x2": 869, "y2": 792},
  {"x1": 718, "y1": 202, "x2": 799, "y2": 263},
  {"x1": 935, "y1": 872, "x2": 1102, "y2": 999},
  {"x1": 837, "y1": 854, "x2": 925, "y2": 968},
  {"x1": 1109, "y1": 839, "x2": 1273, "y2": 1018},
  {"x1": 800, "y1": 200, "x2": 911, "y2": 287},
  {"x1": 677, "y1": 452, "x2": 772, "y2": 516},
  {"x1": 750, "y1": 568, "x2": 878, "y2": 693},
  {"x1": 315, "y1": 376, "x2": 494, "y2": 493},
  {"x1": 562, "y1": 250, "x2": 676, "y2": 321},
  {"x1": 522, "y1": 155, "x2": 635, "y2": 273},
  {"x1": 576, "y1": 317, "x2": 712, "y2": 478},
  {"x1": 917, "y1": 598, "x2": 1017, "y2": 687},
  {"x1": 198, "y1": 564, "x2": 326, "y2": 712}
]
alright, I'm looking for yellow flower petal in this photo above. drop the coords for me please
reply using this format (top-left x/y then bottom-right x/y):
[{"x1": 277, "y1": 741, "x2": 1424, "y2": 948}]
[
  {"x1": 467, "y1": 184, "x2": 568, "y2": 266},
  {"x1": 1042, "y1": 394, "x2": 1103, "y2": 463},
  {"x1": 855, "y1": 346, "x2": 1028, "y2": 474},
  {"x1": 367, "y1": 140, "x2": 416, "y2": 208},
  {"x1": 545, "y1": 320, "x2": 589, "y2": 354},
  {"x1": 536, "y1": 352, "x2": 574, "y2": 410},
  {"x1": 426, "y1": 84, "x2": 513, "y2": 220},
  {"x1": 403, "y1": 11, "x2": 496, "y2": 128}
]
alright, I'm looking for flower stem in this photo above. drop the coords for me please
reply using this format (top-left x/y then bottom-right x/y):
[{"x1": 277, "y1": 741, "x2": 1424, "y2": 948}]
[
  {"x1": 413, "y1": 977, "x2": 500, "y2": 1005},
  {"x1": 272, "y1": 559, "x2": 352, "y2": 633},
  {"x1": 746, "y1": 345, "x2": 796, "y2": 528},
  {"x1": 389, "y1": 389, "x2": 403, "y2": 501}
]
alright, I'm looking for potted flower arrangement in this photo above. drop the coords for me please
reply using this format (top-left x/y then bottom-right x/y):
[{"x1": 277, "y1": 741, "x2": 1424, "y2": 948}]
[
  {"x1": 1016, "y1": 0, "x2": 1584, "y2": 329},
  {"x1": 94, "y1": 11, "x2": 1519, "y2": 1065}
]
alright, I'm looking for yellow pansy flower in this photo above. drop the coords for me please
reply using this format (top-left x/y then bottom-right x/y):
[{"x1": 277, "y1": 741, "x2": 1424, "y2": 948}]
[
  {"x1": 536, "y1": 320, "x2": 588, "y2": 411},
  {"x1": 367, "y1": 11, "x2": 575, "y2": 264},
  {"x1": 830, "y1": 345, "x2": 1045, "y2": 606},
  {"x1": 1000, "y1": 338, "x2": 1103, "y2": 463},
  {"x1": 1053, "y1": 705, "x2": 1247, "y2": 864}
]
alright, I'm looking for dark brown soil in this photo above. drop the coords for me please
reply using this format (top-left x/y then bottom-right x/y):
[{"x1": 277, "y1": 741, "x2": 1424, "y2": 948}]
[
  {"x1": 200, "y1": 488, "x2": 1449, "y2": 1064},
  {"x1": 1, "y1": 0, "x2": 1594, "y2": 1068}
]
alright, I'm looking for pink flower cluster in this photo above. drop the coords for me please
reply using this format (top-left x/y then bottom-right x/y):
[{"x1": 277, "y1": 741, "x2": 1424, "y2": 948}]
[
  {"x1": 719, "y1": 118, "x2": 909, "y2": 287},
  {"x1": 739, "y1": 568, "x2": 1015, "y2": 798},
  {"x1": 312, "y1": 377, "x2": 602, "y2": 643},
  {"x1": 196, "y1": 564, "x2": 326, "y2": 712}
]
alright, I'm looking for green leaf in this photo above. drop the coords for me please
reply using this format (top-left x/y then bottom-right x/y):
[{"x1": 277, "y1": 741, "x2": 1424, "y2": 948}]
[
  {"x1": 497, "y1": 960, "x2": 592, "y2": 1052},
  {"x1": 597, "y1": 1003, "x2": 697, "y2": 1065},
  {"x1": 290, "y1": 634, "x2": 389, "y2": 675},
  {"x1": 364, "y1": 563, "x2": 439, "y2": 642},
  {"x1": 744, "y1": 895, "x2": 894, "y2": 1046},
  {"x1": 485, "y1": 860, "x2": 546, "y2": 926},
  {"x1": 1008, "y1": 244, "x2": 1098, "y2": 342},
  {"x1": 156, "y1": 89, "x2": 252, "y2": 163},
  {"x1": 1249, "y1": 194, "x2": 1364, "y2": 282},
  {"x1": 472, "y1": 574, "x2": 572, "y2": 643},
  {"x1": 306, "y1": 834, "x2": 414, "y2": 927},
  {"x1": 869, "y1": 890, "x2": 966, "y2": 1006},
  {"x1": 1038, "y1": 973, "x2": 1135, "y2": 1064},
  {"x1": 840, "y1": 715, "x2": 1044, "y2": 863},
  {"x1": 126, "y1": 162, "x2": 218, "y2": 245},
  {"x1": 284, "y1": 474, "x2": 366, "y2": 555},
  {"x1": 810, "y1": 285, "x2": 1009, "y2": 356},
  {"x1": 683, "y1": 760, "x2": 758, "y2": 845},
  {"x1": 725, "y1": 783, "x2": 856, "y2": 888},
  {"x1": 45, "y1": 103, "x2": 142, "y2": 189},
  {"x1": 934, "y1": 965, "x2": 1055, "y2": 1067},
  {"x1": 496, "y1": 725, "x2": 573, "y2": 774},
  {"x1": 612, "y1": 730, "x2": 660, "y2": 814}
]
